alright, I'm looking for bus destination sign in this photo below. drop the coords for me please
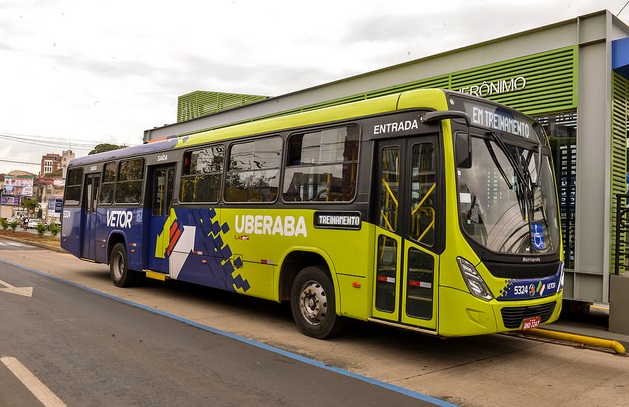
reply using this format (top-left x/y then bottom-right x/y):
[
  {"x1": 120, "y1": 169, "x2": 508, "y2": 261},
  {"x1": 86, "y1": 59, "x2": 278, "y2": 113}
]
[
  {"x1": 469, "y1": 105, "x2": 531, "y2": 138},
  {"x1": 447, "y1": 94, "x2": 541, "y2": 143},
  {"x1": 314, "y1": 211, "x2": 361, "y2": 230}
]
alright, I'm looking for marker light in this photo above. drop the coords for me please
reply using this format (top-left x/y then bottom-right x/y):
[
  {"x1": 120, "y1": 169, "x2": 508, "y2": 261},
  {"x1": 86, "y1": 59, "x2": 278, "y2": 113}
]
[
  {"x1": 557, "y1": 261, "x2": 565, "y2": 293},
  {"x1": 457, "y1": 257, "x2": 493, "y2": 301}
]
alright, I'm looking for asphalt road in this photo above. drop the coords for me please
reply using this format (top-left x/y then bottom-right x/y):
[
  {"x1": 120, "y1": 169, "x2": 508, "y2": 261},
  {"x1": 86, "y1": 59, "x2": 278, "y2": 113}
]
[
  {"x1": 1, "y1": 238, "x2": 629, "y2": 407},
  {"x1": 0, "y1": 247, "x2": 442, "y2": 406}
]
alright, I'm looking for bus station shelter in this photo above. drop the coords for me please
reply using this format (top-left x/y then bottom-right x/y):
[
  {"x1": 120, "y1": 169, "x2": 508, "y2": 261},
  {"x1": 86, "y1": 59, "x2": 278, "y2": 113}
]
[{"x1": 144, "y1": 10, "x2": 629, "y2": 334}]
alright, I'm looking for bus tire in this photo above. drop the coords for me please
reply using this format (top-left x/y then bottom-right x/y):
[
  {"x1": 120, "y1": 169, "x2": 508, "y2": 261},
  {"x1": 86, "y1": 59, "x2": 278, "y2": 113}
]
[
  {"x1": 110, "y1": 243, "x2": 140, "y2": 288},
  {"x1": 290, "y1": 266, "x2": 345, "y2": 339}
]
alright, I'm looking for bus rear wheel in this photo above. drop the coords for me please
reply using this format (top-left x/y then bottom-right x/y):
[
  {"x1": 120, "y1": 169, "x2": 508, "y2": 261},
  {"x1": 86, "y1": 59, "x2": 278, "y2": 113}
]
[
  {"x1": 109, "y1": 243, "x2": 140, "y2": 288},
  {"x1": 290, "y1": 266, "x2": 345, "y2": 339}
]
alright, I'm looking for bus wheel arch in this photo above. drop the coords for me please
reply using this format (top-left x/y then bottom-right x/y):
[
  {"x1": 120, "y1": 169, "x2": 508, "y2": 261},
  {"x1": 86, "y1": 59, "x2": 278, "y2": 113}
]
[
  {"x1": 108, "y1": 239, "x2": 141, "y2": 288},
  {"x1": 279, "y1": 250, "x2": 332, "y2": 302},
  {"x1": 288, "y1": 260, "x2": 346, "y2": 339}
]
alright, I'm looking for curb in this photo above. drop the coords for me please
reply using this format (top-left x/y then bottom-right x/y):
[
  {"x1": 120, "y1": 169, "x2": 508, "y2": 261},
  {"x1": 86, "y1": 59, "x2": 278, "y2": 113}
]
[
  {"x1": 521, "y1": 328, "x2": 627, "y2": 355},
  {"x1": 0, "y1": 234, "x2": 67, "y2": 254}
]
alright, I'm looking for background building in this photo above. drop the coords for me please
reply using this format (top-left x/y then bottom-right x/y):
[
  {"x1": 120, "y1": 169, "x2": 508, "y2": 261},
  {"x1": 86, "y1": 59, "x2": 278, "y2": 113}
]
[
  {"x1": 61, "y1": 150, "x2": 75, "y2": 178},
  {"x1": 36, "y1": 150, "x2": 73, "y2": 223},
  {"x1": 40, "y1": 150, "x2": 75, "y2": 177},
  {"x1": 41, "y1": 153, "x2": 62, "y2": 176},
  {"x1": 1, "y1": 171, "x2": 35, "y2": 219},
  {"x1": 0, "y1": 150, "x2": 73, "y2": 222},
  {"x1": 176, "y1": 91, "x2": 267, "y2": 123}
]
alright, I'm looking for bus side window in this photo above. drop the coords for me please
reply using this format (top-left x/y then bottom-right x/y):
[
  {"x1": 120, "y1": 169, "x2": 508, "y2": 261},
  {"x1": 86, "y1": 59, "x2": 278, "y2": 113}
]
[
  {"x1": 64, "y1": 167, "x2": 84, "y2": 206},
  {"x1": 282, "y1": 125, "x2": 359, "y2": 202},
  {"x1": 181, "y1": 146, "x2": 223, "y2": 203},
  {"x1": 100, "y1": 161, "x2": 116, "y2": 204},
  {"x1": 225, "y1": 137, "x2": 281, "y2": 203},
  {"x1": 115, "y1": 158, "x2": 144, "y2": 204}
]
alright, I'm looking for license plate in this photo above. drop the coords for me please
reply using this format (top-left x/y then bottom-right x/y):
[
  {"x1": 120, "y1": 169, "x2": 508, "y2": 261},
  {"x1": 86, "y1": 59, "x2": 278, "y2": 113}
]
[{"x1": 522, "y1": 316, "x2": 541, "y2": 330}]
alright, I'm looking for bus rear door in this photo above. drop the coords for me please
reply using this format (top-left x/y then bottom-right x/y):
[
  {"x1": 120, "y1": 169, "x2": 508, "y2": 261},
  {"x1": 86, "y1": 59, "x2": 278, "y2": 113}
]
[
  {"x1": 80, "y1": 173, "x2": 100, "y2": 260},
  {"x1": 146, "y1": 164, "x2": 176, "y2": 273},
  {"x1": 372, "y1": 137, "x2": 440, "y2": 331}
]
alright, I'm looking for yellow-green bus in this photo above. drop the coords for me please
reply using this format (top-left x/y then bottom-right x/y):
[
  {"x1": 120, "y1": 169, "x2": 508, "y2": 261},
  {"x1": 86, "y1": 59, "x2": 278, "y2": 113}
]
[{"x1": 61, "y1": 89, "x2": 563, "y2": 338}]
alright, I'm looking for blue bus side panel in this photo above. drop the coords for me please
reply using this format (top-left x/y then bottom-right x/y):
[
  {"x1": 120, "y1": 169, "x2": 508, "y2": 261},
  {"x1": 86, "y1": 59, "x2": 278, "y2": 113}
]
[
  {"x1": 65, "y1": 204, "x2": 250, "y2": 294},
  {"x1": 96, "y1": 207, "x2": 145, "y2": 270},
  {"x1": 152, "y1": 207, "x2": 247, "y2": 293},
  {"x1": 61, "y1": 207, "x2": 82, "y2": 257}
]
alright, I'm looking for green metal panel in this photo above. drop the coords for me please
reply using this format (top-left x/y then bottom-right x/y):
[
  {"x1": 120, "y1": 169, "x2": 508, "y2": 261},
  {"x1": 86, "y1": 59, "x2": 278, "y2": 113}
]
[
  {"x1": 297, "y1": 46, "x2": 577, "y2": 117},
  {"x1": 177, "y1": 91, "x2": 268, "y2": 122},
  {"x1": 611, "y1": 72, "x2": 629, "y2": 272},
  {"x1": 449, "y1": 46, "x2": 578, "y2": 115},
  {"x1": 274, "y1": 47, "x2": 577, "y2": 120},
  {"x1": 364, "y1": 74, "x2": 451, "y2": 99}
]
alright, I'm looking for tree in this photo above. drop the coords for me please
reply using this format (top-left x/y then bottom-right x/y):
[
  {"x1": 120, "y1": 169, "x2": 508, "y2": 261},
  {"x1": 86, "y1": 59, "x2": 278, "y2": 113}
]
[
  {"x1": 89, "y1": 143, "x2": 126, "y2": 155},
  {"x1": 24, "y1": 198, "x2": 38, "y2": 214},
  {"x1": 44, "y1": 169, "x2": 63, "y2": 177}
]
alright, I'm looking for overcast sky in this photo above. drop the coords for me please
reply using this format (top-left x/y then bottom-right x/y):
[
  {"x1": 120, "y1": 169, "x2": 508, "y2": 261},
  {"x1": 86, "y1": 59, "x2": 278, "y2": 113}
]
[{"x1": 1, "y1": 0, "x2": 628, "y2": 174}]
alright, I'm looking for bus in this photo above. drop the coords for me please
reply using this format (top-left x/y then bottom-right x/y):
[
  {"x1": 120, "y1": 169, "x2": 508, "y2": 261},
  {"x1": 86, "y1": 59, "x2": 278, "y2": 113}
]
[{"x1": 61, "y1": 89, "x2": 563, "y2": 339}]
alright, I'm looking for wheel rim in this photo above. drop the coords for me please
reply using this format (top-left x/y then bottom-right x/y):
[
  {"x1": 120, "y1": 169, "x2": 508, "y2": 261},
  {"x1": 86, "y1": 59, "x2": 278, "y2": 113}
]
[
  {"x1": 112, "y1": 252, "x2": 124, "y2": 280},
  {"x1": 298, "y1": 280, "x2": 328, "y2": 326}
]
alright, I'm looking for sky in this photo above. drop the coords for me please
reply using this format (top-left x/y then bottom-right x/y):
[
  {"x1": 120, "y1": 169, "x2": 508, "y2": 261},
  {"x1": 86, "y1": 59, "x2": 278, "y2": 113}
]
[{"x1": 1, "y1": 0, "x2": 629, "y2": 175}]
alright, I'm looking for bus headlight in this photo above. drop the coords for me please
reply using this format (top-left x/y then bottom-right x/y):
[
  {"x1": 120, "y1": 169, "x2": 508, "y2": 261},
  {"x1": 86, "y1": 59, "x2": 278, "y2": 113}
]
[{"x1": 457, "y1": 257, "x2": 493, "y2": 301}]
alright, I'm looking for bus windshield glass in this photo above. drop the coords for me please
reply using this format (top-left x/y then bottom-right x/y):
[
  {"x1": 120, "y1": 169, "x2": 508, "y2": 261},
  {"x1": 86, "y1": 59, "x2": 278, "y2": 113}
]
[{"x1": 457, "y1": 133, "x2": 560, "y2": 255}]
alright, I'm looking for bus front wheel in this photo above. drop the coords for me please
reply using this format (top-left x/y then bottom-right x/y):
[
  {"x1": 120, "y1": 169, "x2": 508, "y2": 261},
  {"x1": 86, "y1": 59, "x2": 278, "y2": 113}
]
[
  {"x1": 109, "y1": 243, "x2": 140, "y2": 288},
  {"x1": 290, "y1": 266, "x2": 345, "y2": 339}
]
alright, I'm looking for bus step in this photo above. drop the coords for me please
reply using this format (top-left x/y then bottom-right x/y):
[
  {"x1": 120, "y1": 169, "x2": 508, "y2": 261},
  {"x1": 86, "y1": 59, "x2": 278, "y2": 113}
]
[{"x1": 144, "y1": 271, "x2": 169, "y2": 281}]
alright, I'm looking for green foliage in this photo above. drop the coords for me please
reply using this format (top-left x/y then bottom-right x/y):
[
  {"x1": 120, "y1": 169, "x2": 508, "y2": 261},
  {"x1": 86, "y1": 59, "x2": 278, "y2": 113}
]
[
  {"x1": 8, "y1": 220, "x2": 18, "y2": 232},
  {"x1": 43, "y1": 169, "x2": 63, "y2": 177},
  {"x1": 35, "y1": 222, "x2": 47, "y2": 236},
  {"x1": 89, "y1": 143, "x2": 126, "y2": 155},
  {"x1": 24, "y1": 198, "x2": 38, "y2": 213},
  {"x1": 49, "y1": 222, "x2": 61, "y2": 238},
  {"x1": 0, "y1": 218, "x2": 8, "y2": 230}
]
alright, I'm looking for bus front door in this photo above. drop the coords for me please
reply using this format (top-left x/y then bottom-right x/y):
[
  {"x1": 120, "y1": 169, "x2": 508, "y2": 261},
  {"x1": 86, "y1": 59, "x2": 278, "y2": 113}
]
[
  {"x1": 80, "y1": 173, "x2": 100, "y2": 260},
  {"x1": 372, "y1": 137, "x2": 440, "y2": 331},
  {"x1": 147, "y1": 165, "x2": 176, "y2": 274}
]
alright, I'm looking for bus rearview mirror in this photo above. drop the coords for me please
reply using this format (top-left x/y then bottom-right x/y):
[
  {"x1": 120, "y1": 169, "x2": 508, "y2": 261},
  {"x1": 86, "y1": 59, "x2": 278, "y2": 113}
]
[
  {"x1": 420, "y1": 111, "x2": 472, "y2": 168},
  {"x1": 455, "y1": 132, "x2": 472, "y2": 168}
]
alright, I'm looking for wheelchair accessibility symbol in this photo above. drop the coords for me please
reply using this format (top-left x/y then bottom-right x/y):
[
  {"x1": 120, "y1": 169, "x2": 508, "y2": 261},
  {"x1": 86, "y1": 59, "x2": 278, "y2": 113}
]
[{"x1": 531, "y1": 222, "x2": 545, "y2": 250}]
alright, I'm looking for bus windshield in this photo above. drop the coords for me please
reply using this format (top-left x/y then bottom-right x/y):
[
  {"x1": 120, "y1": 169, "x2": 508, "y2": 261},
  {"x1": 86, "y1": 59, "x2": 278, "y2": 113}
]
[{"x1": 457, "y1": 133, "x2": 560, "y2": 255}]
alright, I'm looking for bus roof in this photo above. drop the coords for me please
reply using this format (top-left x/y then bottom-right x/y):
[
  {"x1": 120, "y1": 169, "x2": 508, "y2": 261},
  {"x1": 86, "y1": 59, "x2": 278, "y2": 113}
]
[{"x1": 68, "y1": 88, "x2": 450, "y2": 167}]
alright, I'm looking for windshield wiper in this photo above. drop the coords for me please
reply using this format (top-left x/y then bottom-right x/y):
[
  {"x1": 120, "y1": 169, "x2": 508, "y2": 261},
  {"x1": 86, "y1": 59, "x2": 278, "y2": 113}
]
[
  {"x1": 488, "y1": 132, "x2": 528, "y2": 186},
  {"x1": 484, "y1": 139, "x2": 513, "y2": 189},
  {"x1": 487, "y1": 132, "x2": 532, "y2": 220}
]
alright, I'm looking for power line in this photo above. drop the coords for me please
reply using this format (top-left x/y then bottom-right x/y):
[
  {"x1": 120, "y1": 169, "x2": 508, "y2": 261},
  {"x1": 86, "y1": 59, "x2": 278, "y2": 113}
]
[
  {"x1": 0, "y1": 130, "x2": 118, "y2": 145},
  {"x1": 0, "y1": 135, "x2": 93, "y2": 150},
  {"x1": 620, "y1": 1, "x2": 629, "y2": 16},
  {"x1": 0, "y1": 159, "x2": 40, "y2": 166},
  {"x1": 0, "y1": 134, "x2": 96, "y2": 150},
  {"x1": 0, "y1": 131, "x2": 134, "y2": 150}
]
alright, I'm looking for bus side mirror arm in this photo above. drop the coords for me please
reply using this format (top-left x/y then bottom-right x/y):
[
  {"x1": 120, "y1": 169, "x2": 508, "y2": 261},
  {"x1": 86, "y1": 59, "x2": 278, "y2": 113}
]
[
  {"x1": 420, "y1": 111, "x2": 473, "y2": 168},
  {"x1": 420, "y1": 110, "x2": 471, "y2": 126}
]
